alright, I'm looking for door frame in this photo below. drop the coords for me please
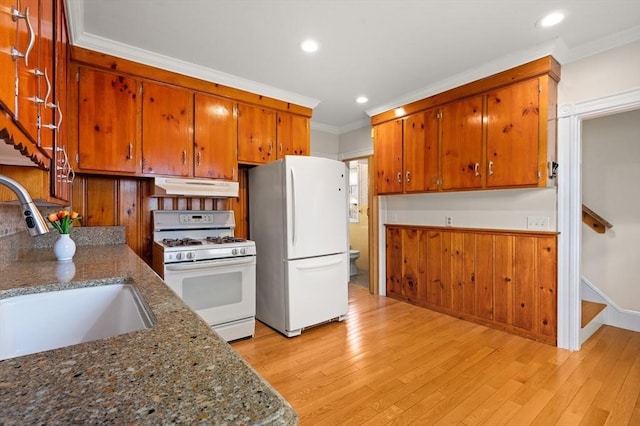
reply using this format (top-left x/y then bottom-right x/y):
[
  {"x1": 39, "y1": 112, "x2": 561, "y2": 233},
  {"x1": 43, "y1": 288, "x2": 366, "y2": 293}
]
[{"x1": 556, "y1": 88, "x2": 640, "y2": 350}]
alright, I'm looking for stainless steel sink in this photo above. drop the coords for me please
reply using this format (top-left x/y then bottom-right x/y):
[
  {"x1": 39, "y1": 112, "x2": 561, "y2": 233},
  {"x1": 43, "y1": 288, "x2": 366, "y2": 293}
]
[{"x1": 0, "y1": 283, "x2": 156, "y2": 360}]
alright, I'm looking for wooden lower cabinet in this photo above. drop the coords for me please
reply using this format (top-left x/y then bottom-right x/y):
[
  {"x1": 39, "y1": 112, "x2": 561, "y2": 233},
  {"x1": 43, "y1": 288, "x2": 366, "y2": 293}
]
[{"x1": 385, "y1": 225, "x2": 557, "y2": 345}]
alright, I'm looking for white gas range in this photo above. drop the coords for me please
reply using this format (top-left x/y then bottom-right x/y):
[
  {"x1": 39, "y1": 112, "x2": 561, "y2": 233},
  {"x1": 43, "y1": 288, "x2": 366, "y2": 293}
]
[{"x1": 151, "y1": 210, "x2": 256, "y2": 342}]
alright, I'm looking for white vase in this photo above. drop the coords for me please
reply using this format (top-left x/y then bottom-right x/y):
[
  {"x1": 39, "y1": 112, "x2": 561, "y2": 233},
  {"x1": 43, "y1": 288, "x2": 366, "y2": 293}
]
[{"x1": 53, "y1": 234, "x2": 76, "y2": 262}]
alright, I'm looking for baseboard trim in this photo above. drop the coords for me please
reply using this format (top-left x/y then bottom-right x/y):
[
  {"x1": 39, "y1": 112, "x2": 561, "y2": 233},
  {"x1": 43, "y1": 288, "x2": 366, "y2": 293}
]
[{"x1": 581, "y1": 277, "x2": 640, "y2": 332}]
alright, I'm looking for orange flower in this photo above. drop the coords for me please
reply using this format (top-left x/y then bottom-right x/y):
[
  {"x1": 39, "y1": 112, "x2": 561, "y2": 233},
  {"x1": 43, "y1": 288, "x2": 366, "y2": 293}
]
[{"x1": 47, "y1": 210, "x2": 82, "y2": 234}]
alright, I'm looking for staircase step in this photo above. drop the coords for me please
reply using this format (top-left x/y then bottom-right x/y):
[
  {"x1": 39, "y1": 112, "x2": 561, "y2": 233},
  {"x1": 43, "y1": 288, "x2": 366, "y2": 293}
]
[{"x1": 582, "y1": 300, "x2": 607, "y2": 328}]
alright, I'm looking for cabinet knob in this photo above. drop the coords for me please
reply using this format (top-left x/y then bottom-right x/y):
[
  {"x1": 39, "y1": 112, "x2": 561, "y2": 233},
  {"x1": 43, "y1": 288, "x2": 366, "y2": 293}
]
[
  {"x1": 489, "y1": 161, "x2": 494, "y2": 175},
  {"x1": 406, "y1": 171, "x2": 411, "y2": 183},
  {"x1": 474, "y1": 163, "x2": 480, "y2": 177},
  {"x1": 396, "y1": 172, "x2": 401, "y2": 183}
]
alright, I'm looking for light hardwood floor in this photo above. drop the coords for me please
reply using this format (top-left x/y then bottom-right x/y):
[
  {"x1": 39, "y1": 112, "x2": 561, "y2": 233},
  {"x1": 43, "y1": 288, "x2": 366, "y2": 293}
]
[{"x1": 231, "y1": 285, "x2": 640, "y2": 425}]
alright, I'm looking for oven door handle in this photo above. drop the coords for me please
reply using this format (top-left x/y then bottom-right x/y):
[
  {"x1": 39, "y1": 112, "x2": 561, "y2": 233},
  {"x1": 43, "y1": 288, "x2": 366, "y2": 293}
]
[{"x1": 165, "y1": 257, "x2": 255, "y2": 271}]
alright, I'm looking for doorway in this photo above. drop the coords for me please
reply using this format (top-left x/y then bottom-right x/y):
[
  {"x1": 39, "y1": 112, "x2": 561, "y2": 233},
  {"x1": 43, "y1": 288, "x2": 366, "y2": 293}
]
[
  {"x1": 557, "y1": 88, "x2": 640, "y2": 350},
  {"x1": 346, "y1": 158, "x2": 370, "y2": 290}
]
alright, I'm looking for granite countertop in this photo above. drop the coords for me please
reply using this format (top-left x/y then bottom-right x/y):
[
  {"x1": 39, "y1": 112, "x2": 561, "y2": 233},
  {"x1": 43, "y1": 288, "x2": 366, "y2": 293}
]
[{"x1": 0, "y1": 238, "x2": 297, "y2": 424}]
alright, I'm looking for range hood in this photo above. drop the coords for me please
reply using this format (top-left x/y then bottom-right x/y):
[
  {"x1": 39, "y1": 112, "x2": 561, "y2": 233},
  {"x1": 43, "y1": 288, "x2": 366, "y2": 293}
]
[{"x1": 152, "y1": 177, "x2": 239, "y2": 198}]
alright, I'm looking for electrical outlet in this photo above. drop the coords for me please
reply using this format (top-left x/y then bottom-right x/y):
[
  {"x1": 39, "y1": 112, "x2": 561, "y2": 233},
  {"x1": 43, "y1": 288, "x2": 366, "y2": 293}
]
[
  {"x1": 445, "y1": 216, "x2": 453, "y2": 227},
  {"x1": 527, "y1": 216, "x2": 549, "y2": 230}
]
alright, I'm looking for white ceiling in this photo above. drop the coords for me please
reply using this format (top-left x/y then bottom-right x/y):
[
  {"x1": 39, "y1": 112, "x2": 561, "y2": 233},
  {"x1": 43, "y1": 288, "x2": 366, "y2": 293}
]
[{"x1": 66, "y1": 1, "x2": 640, "y2": 133}]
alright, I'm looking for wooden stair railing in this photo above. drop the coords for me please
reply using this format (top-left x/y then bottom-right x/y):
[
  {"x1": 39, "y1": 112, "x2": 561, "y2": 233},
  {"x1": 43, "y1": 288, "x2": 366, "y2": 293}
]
[{"x1": 582, "y1": 204, "x2": 613, "y2": 234}]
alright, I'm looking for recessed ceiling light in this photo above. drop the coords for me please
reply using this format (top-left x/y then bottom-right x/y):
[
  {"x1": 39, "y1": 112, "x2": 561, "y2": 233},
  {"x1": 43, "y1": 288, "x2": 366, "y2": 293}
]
[
  {"x1": 356, "y1": 96, "x2": 368, "y2": 104},
  {"x1": 299, "y1": 39, "x2": 319, "y2": 53},
  {"x1": 536, "y1": 11, "x2": 565, "y2": 28}
]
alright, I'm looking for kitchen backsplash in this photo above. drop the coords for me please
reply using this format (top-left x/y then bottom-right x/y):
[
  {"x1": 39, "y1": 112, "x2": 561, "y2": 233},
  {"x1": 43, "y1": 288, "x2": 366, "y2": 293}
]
[
  {"x1": 0, "y1": 206, "x2": 126, "y2": 270},
  {"x1": 0, "y1": 205, "x2": 25, "y2": 237}
]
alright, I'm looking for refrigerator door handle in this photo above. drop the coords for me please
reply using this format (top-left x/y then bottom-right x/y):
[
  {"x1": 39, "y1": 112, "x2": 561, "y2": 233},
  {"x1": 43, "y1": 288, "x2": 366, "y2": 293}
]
[
  {"x1": 290, "y1": 168, "x2": 296, "y2": 245},
  {"x1": 295, "y1": 257, "x2": 344, "y2": 271}
]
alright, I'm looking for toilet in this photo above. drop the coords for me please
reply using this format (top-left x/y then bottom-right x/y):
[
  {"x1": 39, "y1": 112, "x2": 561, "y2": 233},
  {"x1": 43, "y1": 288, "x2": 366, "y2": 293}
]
[{"x1": 349, "y1": 249, "x2": 360, "y2": 276}]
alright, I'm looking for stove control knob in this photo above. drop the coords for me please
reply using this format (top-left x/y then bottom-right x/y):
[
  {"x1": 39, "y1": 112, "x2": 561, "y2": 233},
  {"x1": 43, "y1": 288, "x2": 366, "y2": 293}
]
[
  {"x1": 186, "y1": 252, "x2": 194, "y2": 259},
  {"x1": 176, "y1": 252, "x2": 184, "y2": 260},
  {"x1": 232, "y1": 248, "x2": 238, "y2": 255},
  {"x1": 240, "y1": 248, "x2": 246, "y2": 255}
]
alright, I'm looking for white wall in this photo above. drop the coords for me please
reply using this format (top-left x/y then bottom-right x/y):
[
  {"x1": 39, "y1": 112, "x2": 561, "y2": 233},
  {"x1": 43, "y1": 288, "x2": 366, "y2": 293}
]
[
  {"x1": 559, "y1": 41, "x2": 640, "y2": 105},
  {"x1": 581, "y1": 109, "x2": 640, "y2": 311},
  {"x1": 384, "y1": 188, "x2": 557, "y2": 230},
  {"x1": 310, "y1": 128, "x2": 339, "y2": 159},
  {"x1": 339, "y1": 127, "x2": 373, "y2": 160}
]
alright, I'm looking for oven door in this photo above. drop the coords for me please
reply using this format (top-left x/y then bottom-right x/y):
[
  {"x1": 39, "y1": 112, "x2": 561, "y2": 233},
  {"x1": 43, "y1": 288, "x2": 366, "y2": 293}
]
[{"x1": 163, "y1": 256, "x2": 256, "y2": 328}]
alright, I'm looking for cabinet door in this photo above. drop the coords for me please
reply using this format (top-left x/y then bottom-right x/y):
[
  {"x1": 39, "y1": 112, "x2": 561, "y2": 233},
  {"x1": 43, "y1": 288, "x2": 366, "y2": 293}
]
[
  {"x1": 402, "y1": 228, "x2": 427, "y2": 303},
  {"x1": 77, "y1": 67, "x2": 140, "y2": 173},
  {"x1": 534, "y1": 236, "x2": 557, "y2": 339},
  {"x1": 474, "y1": 234, "x2": 494, "y2": 320},
  {"x1": 141, "y1": 82, "x2": 193, "y2": 176},
  {"x1": 38, "y1": 0, "x2": 55, "y2": 152},
  {"x1": 15, "y1": 0, "x2": 40, "y2": 144},
  {"x1": 237, "y1": 103, "x2": 276, "y2": 164},
  {"x1": 0, "y1": 0, "x2": 18, "y2": 115},
  {"x1": 385, "y1": 226, "x2": 403, "y2": 298},
  {"x1": 440, "y1": 96, "x2": 483, "y2": 190},
  {"x1": 276, "y1": 112, "x2": 309, "y2": 159},
  {"x1": 513, "y1": 236, "x2": 536, "y2": 331},
  {"x1": 51, "y1": 0, "x2": 69, "y2": 201},
  {"x1": 425, "y1": 230, "x2": 444, "y2": 306},
  {"x1": 194, "y1": 93, "x2": 237, "y2": 180},
  {"x1": 374, "y1": 119, "x2": 403, "y2": 194},
  {"x1": 403, "y1": 109, "x2": 439, "y2": 192},
  {"x1": 493, "y1": 234, "x2": 514, "y2": 326},
  {"x1": 486, "y1": 78, "x2": 540, "y2": 187}
]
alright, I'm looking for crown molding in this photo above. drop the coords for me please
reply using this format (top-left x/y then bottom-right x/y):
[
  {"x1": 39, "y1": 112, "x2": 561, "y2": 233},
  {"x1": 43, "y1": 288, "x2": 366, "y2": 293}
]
[
  {"x1": 365, "y1": 27, "x2": 640, "y2": 118},
  {"x1": 563, "y1": 25, "x2": 640, "y2": 63},
  {"x1": 365, "y1": 38, "x2": 566, "y2": 118},
  {"x1": 310, "y1": 121, "x2": 339, "y2": 134},
  {"x1": 65, "y1": 2, "x2": 319, "y2": 110}
]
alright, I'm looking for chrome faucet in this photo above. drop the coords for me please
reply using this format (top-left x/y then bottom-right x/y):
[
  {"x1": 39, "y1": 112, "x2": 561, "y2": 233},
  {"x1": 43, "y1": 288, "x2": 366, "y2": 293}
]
[{"x1": 0, "y1": 174, "x2": 49, "y2": 236}]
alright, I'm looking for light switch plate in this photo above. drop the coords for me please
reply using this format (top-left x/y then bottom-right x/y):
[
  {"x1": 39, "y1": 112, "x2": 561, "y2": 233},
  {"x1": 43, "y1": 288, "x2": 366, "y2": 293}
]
[{"x1": 527, "y1": 216, "x2": 549, "y2": 230}]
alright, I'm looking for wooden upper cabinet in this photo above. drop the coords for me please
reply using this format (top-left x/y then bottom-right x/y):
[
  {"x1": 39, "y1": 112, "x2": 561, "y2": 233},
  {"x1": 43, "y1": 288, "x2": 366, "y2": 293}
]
[
  {"x1": 141, "y1": 82, "x2": 193, "y2": 176},
  {"x1": 237, "y1": 103, "x2": 276, "y2": 164},
  {"x1": 50, "y1": 0, "x2": 70, "y2": 201},
  {"x1": 374, "y1": 118, "x2": 403, "y2": 194},
  {"x1": 194, "y1": 93, "x2": 237, "y2": 180},
  {"x1": 276, "y1": 112, "x2": 309, "y2": 159},
  {"x1": 372, "y1": 57, "x2": 559, "y2": 194},
  {"x1": 37, "y1": 0, "x2": 55, "y2": 151},
  {"x1": 404, "y1": 109, "x2": 439, "y2": 192},
  {"x1": 0, "y1": 0, "x2": 17, "y2": 116},
  {"x1": 77, "y1": 66, "x2": 140, "y2": 173},
  {"x1": 440, "y1": 95, "x2": 483, "y2": 190},
  {"x1": 15, "y1": 0, "x2": 40, "y2": 144},
  {"x1": 486, "y1": 78, "x2": 541, "y2": 188}
]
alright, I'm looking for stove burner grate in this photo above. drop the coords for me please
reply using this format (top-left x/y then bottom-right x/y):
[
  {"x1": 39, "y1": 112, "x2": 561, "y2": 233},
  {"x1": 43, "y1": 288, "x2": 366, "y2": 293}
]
[
  {"x1": 162, "y1": 238, "x2": 204, "y2": 247},
  {"x1": 206, "y1": 236, "x2": 247, "y2": 244}
]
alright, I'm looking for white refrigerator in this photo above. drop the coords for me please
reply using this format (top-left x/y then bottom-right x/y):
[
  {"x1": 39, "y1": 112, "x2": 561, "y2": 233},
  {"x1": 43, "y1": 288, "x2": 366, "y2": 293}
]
[{"x1": 249, "y1": 155, "x2": 349, "y2": 337}]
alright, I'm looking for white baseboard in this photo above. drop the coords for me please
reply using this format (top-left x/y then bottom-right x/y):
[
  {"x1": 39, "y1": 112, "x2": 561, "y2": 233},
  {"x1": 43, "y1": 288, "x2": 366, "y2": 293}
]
[{"x1": 581, "y1": 277, "x2": 640, "y2": 333}]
